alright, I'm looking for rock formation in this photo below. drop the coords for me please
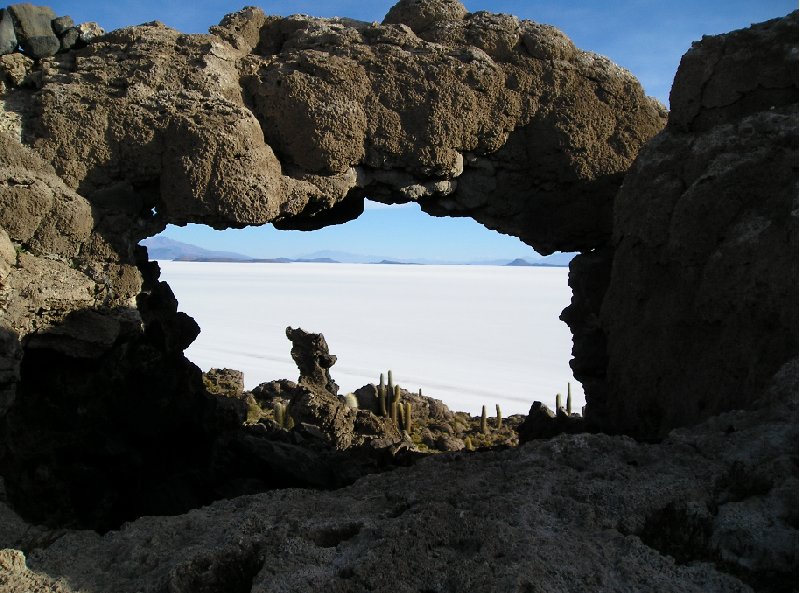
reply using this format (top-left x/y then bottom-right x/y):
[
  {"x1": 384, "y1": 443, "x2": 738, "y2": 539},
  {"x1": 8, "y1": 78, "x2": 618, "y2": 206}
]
[
  {"x1": 0, "y1": 358, "x2": 796, "y2": 592},
  {"x1": 0, "y1": 0, "x2": 669, "y2": 529},
  {"x1": 563, "y1": 11, "x2": 799, "y2": 438},
  {"x1": 0, "y1": 4, "x2": 101, "y2": 58},
  {"x1": 0, "y1": 0, "x2": 797, "y2": 590}
]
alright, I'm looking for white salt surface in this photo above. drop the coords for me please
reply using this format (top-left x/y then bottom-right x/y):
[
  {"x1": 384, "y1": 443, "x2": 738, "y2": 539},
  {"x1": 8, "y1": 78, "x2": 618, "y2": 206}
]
[{"x1": 157, "y1": 261, "x2": 585, "y2": 416}]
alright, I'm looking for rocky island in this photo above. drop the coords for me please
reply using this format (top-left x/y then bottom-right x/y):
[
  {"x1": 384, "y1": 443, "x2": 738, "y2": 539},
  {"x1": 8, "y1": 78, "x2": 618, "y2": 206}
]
[{"x1": 0, "y1": 1, "x2": 796, "y2": 591}]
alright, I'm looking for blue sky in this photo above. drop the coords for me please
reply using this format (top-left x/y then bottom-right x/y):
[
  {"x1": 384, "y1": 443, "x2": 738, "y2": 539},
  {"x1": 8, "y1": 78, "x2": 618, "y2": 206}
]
[{"x1": 45, "y1": 0, "x2": 797, "y2": 260}]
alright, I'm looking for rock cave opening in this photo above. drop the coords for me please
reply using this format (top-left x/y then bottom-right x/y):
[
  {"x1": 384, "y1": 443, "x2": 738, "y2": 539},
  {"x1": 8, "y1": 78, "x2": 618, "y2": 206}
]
[{"x1": 142, "y1": 200, "x2": 585, "y2": 419}]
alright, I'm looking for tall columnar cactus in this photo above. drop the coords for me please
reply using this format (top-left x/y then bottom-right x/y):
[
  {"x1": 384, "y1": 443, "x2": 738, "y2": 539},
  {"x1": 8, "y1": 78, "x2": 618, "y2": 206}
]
[
  {"x1": 378, "y1": 373, "x2": 385, "y2": 415},
  {"x1": 379, "y1": 384, "x2": 387, "y2": 417},
  {"x1": 405, "y1": 402, "x2": 413, "y2": 432},
  {"x1": 274, "y1": 402, "x2": 285, "y2": 428},
  {"x1": 481, "y1": 405, "x2": 488, "y2": 434},
  {"x1": 397, "y1": 401, "x2": 405, "y2": 428},
  {"x1": 496, "y1": 404, "x2": 503, "y2": 430},
  {"x1": 391, "y1": 384, "x2": 401, "y2": 425},
  {"x1": 387, "y1": 370, "x2": 394, "y2": 401},
  {"x1": 555, "y1": 393, "x2": 562, "y2": 412},
  {"x1": 566, "y1": 383, "x2": 572, "y2": 415}
]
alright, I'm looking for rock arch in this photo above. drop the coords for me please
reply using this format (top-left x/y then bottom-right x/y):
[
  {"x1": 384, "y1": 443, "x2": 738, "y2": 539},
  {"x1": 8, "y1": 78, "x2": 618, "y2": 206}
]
[
  {"x1": 0, "y1": 0, "x2": 796, "y2": 531},
  {"x1": 0, "y1": 0, "x2": 665, "y2": 411}
]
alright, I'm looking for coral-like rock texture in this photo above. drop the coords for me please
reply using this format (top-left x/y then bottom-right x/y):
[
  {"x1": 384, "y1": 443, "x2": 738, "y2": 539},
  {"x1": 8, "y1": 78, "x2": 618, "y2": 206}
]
[
  {"x1": 0, "y1": 3, "x2": 797, "y2": 588},
  {"x1": 0, "y1": 0, "x2": 666, "y2": 528},
  {"x1": 568, "y1": 12, "x2": 798, "y2": 437}
]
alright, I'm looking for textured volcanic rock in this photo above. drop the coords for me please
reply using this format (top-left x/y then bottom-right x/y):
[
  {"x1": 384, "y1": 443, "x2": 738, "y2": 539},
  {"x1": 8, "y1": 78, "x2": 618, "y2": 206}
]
[
  {"x1": 0, "y1": 12, "x2": 795, "y2": 588},
  {"x1": 286, "y1": 327, "x2": 339, "y2": 395},
  {"x1": 0, "y1": 9, "x2": 17, "y2": 55},
  {"x1": 0, "y1": 360, "x2": 795, "y2": 593},
  {"x1": 563, "y1": 12, "x2": 799, "y2": 438},
  {"x1": 0, "y1": 0, "x2": 666, "y2": 529},
  {"x1": 6, "y1": 4, "x2": 60, "y2": 58},
  {"x1": 20, "y1": 3, "x2": 664, "y2": 252}
]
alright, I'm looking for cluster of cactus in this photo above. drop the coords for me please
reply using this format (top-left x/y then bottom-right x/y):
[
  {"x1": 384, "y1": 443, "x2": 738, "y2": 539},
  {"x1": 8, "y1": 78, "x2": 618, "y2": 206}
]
[
  {"x1": 273, "y1": 401, "x2": 294, "y2": 430},
  {"x1": 479, "y1": 403, "x2": 503, "y2": 434},
  {"x1": 377, "y1": 370, "x2": 413, "y2": 432},
  {"x1": 555, "y1": 383, "x2": 575, "y2": 415}
]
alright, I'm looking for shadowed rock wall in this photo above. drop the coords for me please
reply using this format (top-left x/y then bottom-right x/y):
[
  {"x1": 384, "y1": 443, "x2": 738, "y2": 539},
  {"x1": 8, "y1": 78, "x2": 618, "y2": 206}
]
[{"x1": 564, "y1": 12, "x2": 798, "y2": 438}]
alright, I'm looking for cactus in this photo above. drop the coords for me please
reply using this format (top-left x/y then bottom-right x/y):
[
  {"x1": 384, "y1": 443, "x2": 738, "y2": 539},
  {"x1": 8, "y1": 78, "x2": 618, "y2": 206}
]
[
  {"x1": 391, "y1": 384, "x2": 401, "y2": 425},
  {"x1": 387, "y1": 370, "x2": 394, "y2": 401},
  {"x1": 496, "y1": 404, "x2": 503, "y2": 430},
  {"x1": 555, "y1": 392, "x2": 562, "y2": 412},
  {"x1": 285, "y1": 413, "x2": 295, "y2": 430},
  {"x1": 405, "y1": 402, "x2": 413, "y2": 432},
  {"x1": 378, "y1": 384, "x2": 387, "y2": 417},
  {"x1": 398, "y1": 401, "x2": 405, "y2": 427},
  {"x1": 274, "y1": 402, "x2": 285, "y2": 427},
  {"x1": 378, "y1": 372, "x2": 387, "y2": 416},
  {"x1": 344, "y1": 393, "x2": 358, "y2": 410},
  {"x1": 566, "y1": 383, "x2": 572, "y2": 415},
  {"x1": 480, "y1": 405, "x2": 488, "y2": 434},
  {"x1": 464, "y1": 435, "x2": 474, "y2": 451}
]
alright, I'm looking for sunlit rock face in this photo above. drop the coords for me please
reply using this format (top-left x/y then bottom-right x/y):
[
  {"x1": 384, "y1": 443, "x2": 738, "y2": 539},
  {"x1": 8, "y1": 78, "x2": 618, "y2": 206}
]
[{"x1": 565, "y1": 12, "x2": 798, "y2": 438}]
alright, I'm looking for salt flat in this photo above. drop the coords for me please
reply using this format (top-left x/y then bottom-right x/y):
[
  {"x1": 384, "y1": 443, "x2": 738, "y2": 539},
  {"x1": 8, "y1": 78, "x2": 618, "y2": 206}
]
[{"x1": 157, "y1": 261, "x2": 584, "y2": 416}]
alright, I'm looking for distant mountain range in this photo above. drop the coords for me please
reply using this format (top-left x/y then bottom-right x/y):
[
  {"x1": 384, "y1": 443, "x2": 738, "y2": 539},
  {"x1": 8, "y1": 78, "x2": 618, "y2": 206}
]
[{"x1": 140, "y1": 236, "x2": 574, "y2": 267}]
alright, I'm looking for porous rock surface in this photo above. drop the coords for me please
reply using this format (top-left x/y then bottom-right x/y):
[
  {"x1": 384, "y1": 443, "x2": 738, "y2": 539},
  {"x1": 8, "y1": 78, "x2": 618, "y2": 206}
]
[
  {"x1": 563, "y1": 11, "x2": 799, "y2": 438},
  {"x1": 0, "y1": 359, "x2": 795, "y2": 592},
  {"x1": 0, "y1": 1, "x2": 796, "y2": 589},
  {"x1": 0, "y1": 0, "x2": 666, "y2": 529}
]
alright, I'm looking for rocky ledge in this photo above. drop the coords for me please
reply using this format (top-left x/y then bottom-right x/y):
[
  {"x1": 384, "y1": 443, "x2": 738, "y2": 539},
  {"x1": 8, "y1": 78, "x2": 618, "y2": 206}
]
[{"x1": 1, "y1": 358, "x2": 796, "y2": 592}]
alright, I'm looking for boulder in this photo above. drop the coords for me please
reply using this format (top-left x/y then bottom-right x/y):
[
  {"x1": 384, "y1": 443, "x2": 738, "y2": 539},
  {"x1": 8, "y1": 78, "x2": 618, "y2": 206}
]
[
  {"x1": 7, "y1": 4, "x2": 59, "y2": 58},
  {"x1": 287, "y1": 386, "x2": 356, "y2": 450},
  {"x1": 76, "y1": 21, "x2": 103, "y2": 44},
  {"x1": 250, "y1": 379, "x2": 300, "y2": 406},
  {"x1": 517, "y1": 402, "x2": 585, "y2": 443},
  {"x1": 434, "y1": 433, "x2": 465, "y2": 452},
  {"x1": 50, "y1": 15, "x2": 73, "y2": 36},
  {"x1": 353, "y1": 383, "x2": 380, "y2": 413},
  {"x1": 0, "y1": 9, "x2": 17, "y2": 55},
  {"x1": 58, "y1": 26, "x2": 78, "y2": 50},
  {"x1": 202, "y1": 368, "x2": 245, "y2": 398},
  {"x1": 0, "y1": 52, "x2": 33, "y2": 87},
  {"x1": 383, "y1": 0, "x2": 468, "y2": 34}
]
